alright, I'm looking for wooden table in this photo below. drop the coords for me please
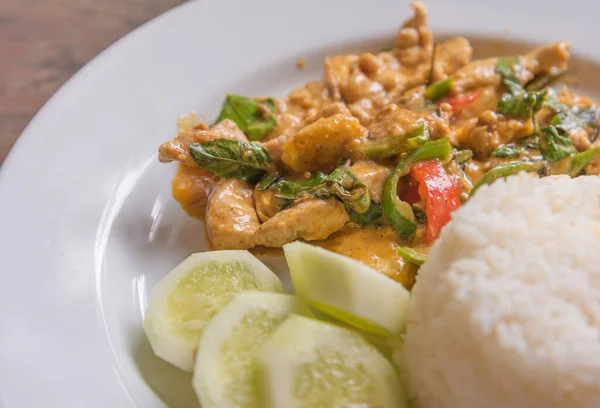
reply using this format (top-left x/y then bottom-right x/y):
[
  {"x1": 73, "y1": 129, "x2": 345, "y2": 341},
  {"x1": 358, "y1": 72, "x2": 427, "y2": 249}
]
[{"x1": 0, "y1": 0, "x2": 186, "y2": 165}]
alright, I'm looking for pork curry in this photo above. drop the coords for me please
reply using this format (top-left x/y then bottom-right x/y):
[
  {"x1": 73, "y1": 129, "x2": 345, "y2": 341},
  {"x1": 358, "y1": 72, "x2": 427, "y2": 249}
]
[{"x1": 158, "y1": 2, "x2": 600, "y2": 288}]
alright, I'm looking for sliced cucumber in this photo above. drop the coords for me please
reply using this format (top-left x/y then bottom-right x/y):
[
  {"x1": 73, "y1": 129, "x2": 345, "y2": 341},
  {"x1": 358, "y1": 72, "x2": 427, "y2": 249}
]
[
  {"x1": 143, "y1": 251, "x2": 282, "y2": 371},
  {"x1": 193, "y1": 292, "x2": 308, "y2": 408},
  {"x1": 283, "y1": 241, "x2": 410, "y2": 336},
  {"x1": 255, "y1": 315, "x2": 408, "y2": 408}
]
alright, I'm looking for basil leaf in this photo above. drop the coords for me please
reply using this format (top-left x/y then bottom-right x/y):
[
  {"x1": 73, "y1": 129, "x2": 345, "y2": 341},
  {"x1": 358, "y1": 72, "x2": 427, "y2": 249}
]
[
  {"x1": 496, "y1": 57, "x2": 548, "y2": 119},
  {"x1": 346, "y1": 201, "x2": 383, "y2": 226},
  {"x1": 548, "y1": 101, "x2": 600, "y2": 132},
  {"x1": 491, "y1": 145, "x2": 521, "y2": 158},
  {"x1": 572, "y1": 105, "x2": 600, "y2": 128},
  {"x1": 189, "y1": 139, "x2": 272, "y2": 183},
  {"x1": 568, "y1": 146, "x2": 600, "y2": 177},
  {"x1": 216, "y1": 94, "x2": 278, "y2": 141},
  {"x1": 380, "y1": 47, "x2": 393, "y2": 52},
  {"x1": 424, "y1": 78, "x2": 453, "y2": 101},
  {"x1": 496, "y1": 57, "x2": 523, "y2": 94},
  {"x1": 263, "y1": 166, "x2": 370, "y2": 215},
  {"x1": 257, "y1": 173, "x2": 281, "y2": 190},
  {"x1": 268, "y1": 172, "x2": 327, "y2": 200},
  {"x1": 311, "y1": 166, "x2": 371, "y2": 214},
  {"x1": 497, "y1": 90, "x2": 546, "y2": 118},
  {"x1": 540, "y1": 126, "x2": 574, "y2": 163}
]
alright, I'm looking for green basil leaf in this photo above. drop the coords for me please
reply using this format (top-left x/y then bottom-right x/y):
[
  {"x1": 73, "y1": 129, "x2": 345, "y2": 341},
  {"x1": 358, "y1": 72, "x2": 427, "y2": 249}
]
[
  {"x1": 491, "y1": 145, "x2": 521, "y2": 158},
  {"x1": 380, "y1": 47, "x2": 393, "y2": 52},
  {"x1": 257, "y1": 173, "x2": 281, "y2": 190},
  {"x1": 497, "y1": 89, "x2": 547, "y2": 118},
  {"x1": 568, "y1": 146, "x2": 600, "y2": 177},
  {"x1": 216, "y1": 94, "x2": 278, "y2": 141},
  {"x1": 496, "y1": 57, "x2": 549, "y2": 120},
  {"x1": 346, "y1": 201, "x2": 383, "y2": 225},
  {"x1": 551, "y1": 111, "x2": 580, "y2": 134},
  {"x1": 572, "y1": 105, "x2": 600, "y2": 128},
  {"x1": 270, "y1": 172, "x2": 327, "y2": 200},
  {"x1": 263, "y1": 166, "x2": 370, "y2": 215},
  {"x1": 312, "y1": 166, "x2": 370, "y2": 214},
  {"x1": 548, "y1": 101, "x2": 600, "y2": 132},
  {"x1": 189, "y1": 139, "x2": 272, "y2": 183},
  {"x1": 496, "y1": 57, "x2": 523, "y2": 94},
  {"x1": 540, "y1": 126, "x2": 574, "y2": 163}
]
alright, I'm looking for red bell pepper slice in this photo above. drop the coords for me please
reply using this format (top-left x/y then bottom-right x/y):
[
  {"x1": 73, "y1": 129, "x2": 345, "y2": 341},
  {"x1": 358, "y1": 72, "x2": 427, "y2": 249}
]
[
  {"x1": 410, "y1": 161, "x2": 461, "y2": 243},
  {"x1": 439, "y1": 90, "x2": 482, "y2": 113}
]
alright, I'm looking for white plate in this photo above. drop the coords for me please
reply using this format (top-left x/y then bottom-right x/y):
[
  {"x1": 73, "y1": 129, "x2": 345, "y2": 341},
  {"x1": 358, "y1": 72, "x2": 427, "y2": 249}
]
[{"x1": 0, "y1": 0, "x2": 598, "y2": 406}]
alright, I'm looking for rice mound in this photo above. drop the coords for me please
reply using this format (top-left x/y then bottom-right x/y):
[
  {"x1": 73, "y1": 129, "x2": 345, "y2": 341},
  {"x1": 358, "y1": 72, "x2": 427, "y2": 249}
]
[{"x1": 402, "y1": 173, "x2": 600, "y2": 408}]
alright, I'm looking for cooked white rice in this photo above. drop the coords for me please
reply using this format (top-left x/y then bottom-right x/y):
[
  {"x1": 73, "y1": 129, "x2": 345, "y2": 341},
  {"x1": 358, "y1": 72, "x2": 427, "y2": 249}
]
[{"x1": 402, "y1": 173, "x2": 600, "y2": 408}]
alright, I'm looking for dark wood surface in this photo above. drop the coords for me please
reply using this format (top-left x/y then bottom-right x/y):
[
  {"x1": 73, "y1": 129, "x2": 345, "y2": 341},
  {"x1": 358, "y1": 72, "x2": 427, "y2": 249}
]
[{"x1": 0, "y1": 0, "x2": 186, "y2": 165}]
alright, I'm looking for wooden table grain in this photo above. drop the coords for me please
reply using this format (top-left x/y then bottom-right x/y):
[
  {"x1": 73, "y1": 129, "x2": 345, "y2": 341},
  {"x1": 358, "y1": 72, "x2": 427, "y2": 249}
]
[{"x1": 0, "y1": 0, "x2": 187, "y2": 165}]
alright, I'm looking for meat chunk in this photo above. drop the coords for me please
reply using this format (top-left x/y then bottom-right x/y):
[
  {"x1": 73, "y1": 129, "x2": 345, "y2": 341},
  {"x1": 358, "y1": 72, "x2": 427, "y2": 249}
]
[
  {"x1": 281, "y1": 112, "x2": 368, "y2": 173},
  {"x1": 286, "y1": 81, "x2": 331, "y2": 113},
  {"x1": 569, "y1": 127, "x2": 593, "y2": 152},
  {"x1": 206, "y1": 179, "x2": 260, "y2": 249},
  {"x1": 266, "y1": 112, "x2": 302, "y2": 142},
  {"x1": 451, "y1": 42, "x2": 571, "y2": 94},
  {"x1": 158, "y1": 119, "x2": 248, "y2": 166},
  {"x1": 324, "y1": 3, "x2": 429, "y2": 105},
  {"x1": 253, "y1": 187, "x2": 279, "y2": 223},
  {"x1": 172, "y1": 164, "x2": 221, "y2": 219},
  {"x1": 431, "y1": 37, "x2": 473, "y2": 82},
  {"x1": 349, "y1": 161, "x2": 392, "y2": 202},
  {"x1": 349, "y1": 103, "x2": 453, "y2": 156},
  {"x1": 323, "y1": 3, "x2": 471, "y2": 116},
  {"x1": 394, "y1": 1, "x2": 432, "y2": 68},
  {"x1": 318, "y1": 225, "x2": 417, "y2": 287},
  {"x1": 324, "y1": 55, "x2": 360, "y2": 102},
  {"x1": 253, "y1": 199, "x2": 349, "y2": 248},
  {"x1": 461, "y1": 111, "x2": 535, "y2": 157},
  {"x1": 262, "y1": 102, "x2": 350, "y2": 162}
]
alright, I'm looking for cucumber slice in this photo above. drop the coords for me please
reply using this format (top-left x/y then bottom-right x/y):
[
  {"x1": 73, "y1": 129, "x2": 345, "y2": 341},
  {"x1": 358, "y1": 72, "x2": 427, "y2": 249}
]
[
  {"x1": 143, "y1": 251, "x2": 282, "y2": 371},
  {"x1": 255, "y1": 315, "x2": 408, "y2": 408},
  {"x1": 283, "y1": 241, "x2": 410, "y2": 336},
  {"x1": 193, "y1": 292, "x2": 308, "y2": 408}
]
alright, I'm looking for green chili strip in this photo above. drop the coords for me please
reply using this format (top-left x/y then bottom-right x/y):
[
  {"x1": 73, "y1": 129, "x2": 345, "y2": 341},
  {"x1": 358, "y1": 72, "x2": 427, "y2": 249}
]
[
  {"x1": 568, "y1": 146, "x2": 600, "y2": 177},
  {"x1": 424, "y1": 78, "x2": 453, "y2": 101},
  {"x1": 469, "y1": 161, "x2": 546, "y2": 197},
  {"x1": 359, "y1": 124, "x2": 430, "y2": 160},
  {"x1": 383, "y1": 138, "x2": 453, "y2": 240},
  {"x1": 397, "y1": 246, "x2": 428, "y2": 266}
]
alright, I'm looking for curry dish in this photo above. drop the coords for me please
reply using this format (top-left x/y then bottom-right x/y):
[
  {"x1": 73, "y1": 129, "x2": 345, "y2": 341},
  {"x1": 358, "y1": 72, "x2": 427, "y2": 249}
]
[{"x1": 158, "y1": 2, "x2": 600, "y2": 288}]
